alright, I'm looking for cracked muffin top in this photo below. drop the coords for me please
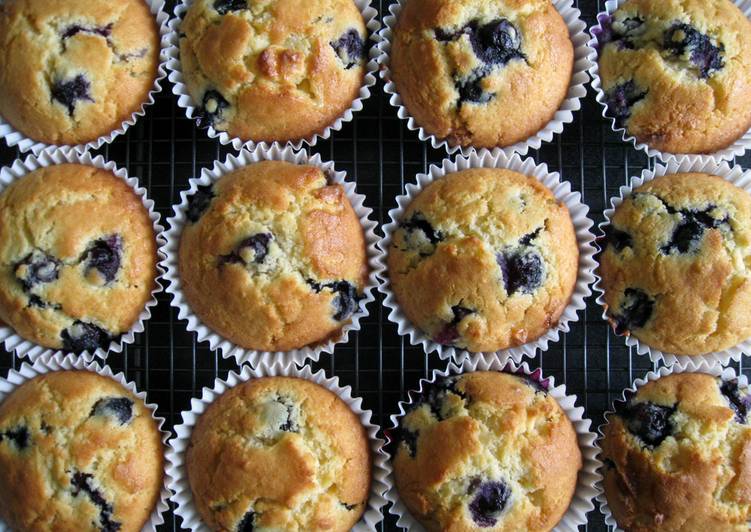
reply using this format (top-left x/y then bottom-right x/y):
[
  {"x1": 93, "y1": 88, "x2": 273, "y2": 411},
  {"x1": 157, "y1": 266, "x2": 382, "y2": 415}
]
[
  {"x1": 389, "y1": 0, "x2": 573, "y2": 149},
  {"x1": 178, "y1": 160, "x2": 369, "y2": 352},
  {"x1": 599, "y1": 173, "x2": 751, "y2": 355},
  {"x1": 595, "y1": 0, "x2": 751, "y2": 155},
  {"x1": 186, "y1": 376, "x2": 371, "y2": 531},
  {"x1": 602, "y1": 372, "x2": 751, "y2": 531},
  {"x1": 0, "y1": 370, "x2": 164, "y2": 532},
  {"x1": 0, "y1": 164, "x2": 159, "y2": 354},
  {"x1": 391, "y1": 371, "x2": 581, "y2": 531},
  {"x1": 387, "y1": 168, "x2": 578, "y2": 353},
  {"x1": 179, "y1": 0, "x2": 367, "y2": 143},
  {"x1": 0, "y1": 0, "x2": 160, "y2": 146}
]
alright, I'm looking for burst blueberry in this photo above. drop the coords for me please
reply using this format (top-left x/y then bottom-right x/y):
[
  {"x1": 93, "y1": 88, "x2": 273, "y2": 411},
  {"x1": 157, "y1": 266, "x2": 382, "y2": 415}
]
[
  {"x1": 603, "y1": 225, "x2": 633, "y2": 252},
  {"x1": 50, "y1": 74, "x2": 94, "y2": 116},
  {"x1": 213, "y1": 0, "x2": 247, "y2": 15},
  {"x1": 612, "y1": 288, "x2": 654, "y2": 335},
  {"x1": 618, "y1": 401, "x2": 675, "y2": 447},
  {"x1": 661, "y1": 205, "x2": 728, "y2": 254},
  {"x1": 604, "y1": 80, "x2": 647, "y2": 128},
  {"x1": 434, "y1": 306, "x2": 475, "y2": 346},
  {"x1": 497, "y1": 249, "x2": 545, "y2": 296},
  {"x1": 90, "y1": 397, "x2": 134, "y2": 425},
  {"x1": 15, "y1": 250, "x2": 61, "y2": 290},
  {"x1": 400, "y1": 212, "x2": 443, "y2": 246},
  {"x1": 186, "y1": 184, "x2": 215, "y2": 222},
  {"x1": 62, "y1": 23, "x2": 113, "y2": 41},
  {"x1": 330, "y1": 29, "x2": 365, "y2": 69},
  {"x1": 720, "y1": 379, "x2": 750, "y2": 424},
  {"x1": 197, "y1": 90, "x2": 230, "y2": 129},
  {"x1": 237, "y1": 509, "x2": 255, "y2": 532},
  {"x1": 663, "y1": 23, "x2": 724, "y2": 79},
  {"x1": 456, "y1": 76, "x2": 494, "y2": 106},
  {"x1": 307, "y1": 280, "x2": 361, "y2": 321},
  {"x1": 220, "y1": 233, "x2": 273, "y2": 265},
  {"x1": 469, "y1": 19, "x2": 524, "y2": 66},
  {"x1": 0, "y1": 426, "x2": 30, "y2": 450},
  {"x1": 71, "y1": 472, "x2": 121, "y2": 532},
  {"x1": 84, "y1": 235, "x2": 122, "y2": 284},
  {"x1": 61, "y1": 321, "x2": 112, "y2": 353},
  {"x1": 468, "y1": 480, "x2": 511, "y2": 527}
]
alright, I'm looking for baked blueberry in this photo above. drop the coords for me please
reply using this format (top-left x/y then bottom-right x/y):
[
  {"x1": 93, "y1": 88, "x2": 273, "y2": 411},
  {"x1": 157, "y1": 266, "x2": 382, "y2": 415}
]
[
  {"x1": 83, "y1": 235, "x2": 122, "y2": 284},
  {"x1": 90, "y1": 397, "x2": 134, "y2": 425},
  {"x1": 611, "y1": 288, "x2": 654, "y2": 335},
  {"x1": 186, "y1": 184, "x2": 215, "y2": 223},
  {"x1": 0, "y1": 426, "x2": 30, "y2": 450},
  {"x1": 220, "y1": 233, "x2": 273, "y2": 265},
  {"x1": 497, "y1": 249, "x2": 545, "y2": 296},
  {"x1": 661, "y1": 206, "x2": 728, "y2": 254},
  {"x1": 604, "y1": 80, "x2": 647, "y2": 128},
  {"x1": 422, "y1": 376, "x2": 466, "y2": 419},
  {"x1": 275, "y1": 396, "x2": 298, "y2": 433},
  {"x1": 434, "y1": 306, "x2": 475, "y2": 346},
  {"x1": 603, "y1": 225, "x2": 633, "y2": 252},
  {"x1": 400, "y1": 212, "x2": 443, "y2": 247},
  {"x1": 468, "y1": 480, "x2": 511, "y2": 527},
  {"x1": 196, "y1": 90, "x2": 230, "y2": 129},
  {"x1": 518, "y1": 227, "x2": 542, "y2": 246},
  {"x1": 618, "y1": 401, "x2": 675, "y2": 447},
  {"x1": 61, "y1": 23, "x2": 113, "y2": 41},
  {"x1": 60, "y1": 321, "x2": 112, "y2": 353},
  {"x1": 71, "y1": 471, "x2": 121, "y2": 532},
  {"x1": 456, "y1": 76, "x2": 494, "y2": 106},
  {"x1": 213, "y1": 0, "x2": 247, "y2": 15},
  {"x1": 14, "y1": 250, "x2": 61, "y2": 290},
  {"x1": 469, "y1": 19, "x2": 524, "y2": 66},
  {"x1": 237, "y1": 510, "x2": 255, "y2": 532},
  {"x1": 664, "y1": 23, "x2": 724, "y2": 79},
  {"x1": 597, "y1": 15, "x2": 644, "y2": 50},
  {"x1": 50, "y1": 74, "x2": 94, "y2": 117},
  {"x1": 330, "y1": 29, "x2": 364, "y2": 69},
  {"x1": 719, "y1": 379, "x2": 750, "y2": 424},
  {"x1": 394, "y1": 426, "x2": 419, "y2": 458},
  {"x1": 329, "y1": 281, "x2": 360, "y2": 321}
]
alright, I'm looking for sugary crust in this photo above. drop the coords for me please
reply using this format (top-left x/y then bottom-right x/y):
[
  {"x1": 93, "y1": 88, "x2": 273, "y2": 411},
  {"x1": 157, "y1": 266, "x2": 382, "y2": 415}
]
[
  {"x1": 0, "y1": 0, "x2": 160, "y2": 145},
  {"x1": 391, "y1": 0, "x2": 573, "y2": 148},
  {"x1": 0, "y1": 371, "x2": 164, "y2": 532},
  {"x1": 179, "y1": 160, "x2": 369, "y2": 351},
  {"x1": 186, "y1": 376, "x2": 371, "y2": 531},
  {"x1": 0, "y1": 164, "x2": 159, "y2": 350}
]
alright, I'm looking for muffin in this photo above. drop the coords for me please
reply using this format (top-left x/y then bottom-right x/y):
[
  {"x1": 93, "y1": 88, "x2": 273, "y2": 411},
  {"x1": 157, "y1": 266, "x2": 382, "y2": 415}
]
[
  {"x1": 602, "y1": 372, "x2": 751, "y2": 531},
  {"x1": 179, "y1": 160, "x2": 368, "y2": 352},
  {"x1": 0, "y1": 370, "x2": 164, "y2": 531},
  {"x1": 391, "y1": 371, "x2": 581, "y2": 531},
  {"x1": 179, "y1": 0, "x2": 368, "y2": 142},
  {"x1": 389, "y1": 0, "x2": 573, "y2": 149},
  {"x1": 387, "y1": 168, "x2": 578, "y2": 353},
  {"x1": 599, "y1": 172, "x2": 751, "y2": 355},
  {"x1": 595, "y1": 0, "x2": 751, "y2": 155},
  {"x1": 186, "y1": 376, "x2": 371, "y2": 531},
  {"x1": 0, "y1": 163, "x2": 159, "y2": 353},
  {"x1": 0, "y1": 0, "x2": 161, "y2": 146}
]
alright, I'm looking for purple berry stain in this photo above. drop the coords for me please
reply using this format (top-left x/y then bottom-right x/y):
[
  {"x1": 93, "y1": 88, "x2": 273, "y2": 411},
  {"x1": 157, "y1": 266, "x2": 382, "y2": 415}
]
[
  {"x1": 330, "y1": 29, "x2": 365, "y2": 69},
  {"x1": 434, "y1": 306, "x2": 475, "y2": 346},
  {"x1": 50, "y1": 74, "x2": 94, "y2": 117},
  {"x1": 604, "y1": 80, "x2": 647, "y2": 129}
]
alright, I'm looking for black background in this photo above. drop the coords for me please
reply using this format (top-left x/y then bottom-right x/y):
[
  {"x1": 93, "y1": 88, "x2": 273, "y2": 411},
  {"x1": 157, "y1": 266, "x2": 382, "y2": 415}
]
[{"x1": 1, "y1": 0, "x2": 750, "y2": 530}]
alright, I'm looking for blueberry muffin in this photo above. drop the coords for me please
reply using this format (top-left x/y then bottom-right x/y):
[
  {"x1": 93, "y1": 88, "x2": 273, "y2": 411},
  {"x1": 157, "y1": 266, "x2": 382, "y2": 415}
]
[
  {"x1": 179, "y1": 161, "x2": 368, "y2": 352},
  {"x1": 0, "y1": 0, "x2": 160, "y2": 146},
  {"x1": 389, "y1": 0, "x2": 573, "y2": 149},
  {"x1": 186, "y1": 376, "x2": 371, "y2": 531},
  {"x1": 602, "y1": 372, "x2": 751, "y2": 531},
  {"x1": 391, "y1": 371, "x2": 581, "y2": 531},
  {"x1": 179, "y1": 0, "x2": 368, "y2": 142},
  {"x1": 0, "y1": 164, "x2": 159, "y2": 353},
  {"x1": 599, "y1": 173, "x2": 751, "y2": 355},
  {"x1": 595, "y1": 0, "x2": 751, "y2": 155},
  {"x1": 387, "y1": 168, "x2": 579, "y2": 352},
  {"x1": 0, "y1": 370, "x2": 164, "y2": 531}
]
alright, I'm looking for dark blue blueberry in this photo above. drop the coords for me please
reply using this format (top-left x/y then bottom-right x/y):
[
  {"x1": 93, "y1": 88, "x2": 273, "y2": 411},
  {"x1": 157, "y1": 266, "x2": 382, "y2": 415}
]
[
  {"x1": 469, "y1": 19, "x2": 524, "y2": 66},
  {"x1": 456, "y1": 76, "x2": 494, "y2": 106},
  {"x1": 306, "y1": 280, "x2": 361, "y2": 321},
  {"x1": 597, "y1": 15, "x2": 644, "y2": 50},
  {"x1": 603, "y1": 225, "x2": 633, "y2": 252},
  {"x1": 237, "y1": 509, "x2": 255, "y2": 532},
  {"x1": 196, "y1": 90, "x2": 230, "y2": 129},
  {"x1": 496, "y1": 249, "x2": 545, "y2": 296},
  {"x1": 616, "y1": 401, "x2": 675, "y2": 447},
  {"x1": 15, "y1": 250, "x2": 61, "y2": 291},
  {"x1": 213, "y1": 0, "x2": 247, "y2": 15},
  {"x1": 410, "y1": 376, "x2": 467, "y2": 420},
  {"x1": 661, "y1": 205, "x2": 729, "y2": 254},
  {"x1": 90, "y1": 397, "x2": 134, "y2": 425},
  {"x1": 518, "y1": 227, "x2": 542, "y2": 246},
  {"x1": 400, "y1": 212, "x2": 443, "y2": 246},
  {"x1": 83, "y1": 235, "x2": 122, "y2": 284},
  {"x1": 330, "y1": 29, "x2": 365, "y2": 69},
  {"x1": 220, "y1": 233, "x2": 273, "y2": 265},
  {"x1": 720, "y1": 379, "x2": 751, "y2": 424},
  {"x1": 664, "y1": 23, "x2": 724, "y2": 79},
  {"x1": 392, "y1": 426, "x2": 418, "y2": 458},
  {"x1": 60, "y1": 321, "x2": 112, "y2": 353},
  {"x1": 0, "y1": 426, "x2": 30, "y2": 449},
  {"x1": 611, "y1": 288, "x2": 654, "y2": 335},
  {"x1": 517, "y1": 373, "x2": 549, "y2": 395},
  {"x1": 62, "y1": 23, "x2": 113, "y2": 41},
  {"x1": 434, "y1": 306, "x2": 475, "y2": 346},
  {"x1": 604, "y1": 80, "x2": 647, "y2": 129},
  {"x1": 186, "y1": 184, "x2": 215, "y2": 223},
  {"x1": 71, "y1": 471, "x2": 121, "y2": 532},
  {"x1": 468, "y1": 480, "x2": 511, "y2": 527},
  {"x1": 50, "y1": 74, "x2": 94, "y2": 117}
]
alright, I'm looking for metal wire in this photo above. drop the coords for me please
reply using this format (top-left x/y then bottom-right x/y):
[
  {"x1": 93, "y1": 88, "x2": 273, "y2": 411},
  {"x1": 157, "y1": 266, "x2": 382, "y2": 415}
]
[{"x1": 1, "y1": 0, "x2": 750, "y2": 530}]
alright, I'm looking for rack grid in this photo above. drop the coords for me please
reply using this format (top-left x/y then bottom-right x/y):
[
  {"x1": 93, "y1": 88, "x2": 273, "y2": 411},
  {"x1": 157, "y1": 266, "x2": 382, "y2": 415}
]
[{"x1": 1, "y1": 0, "x2": 750, "y2": 529}]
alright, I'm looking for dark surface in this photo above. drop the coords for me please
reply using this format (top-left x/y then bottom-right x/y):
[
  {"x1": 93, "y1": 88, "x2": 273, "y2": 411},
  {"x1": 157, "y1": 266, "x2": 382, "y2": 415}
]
[{"x1": 1, "y1": 0, "x2": 750, "y2": 530}]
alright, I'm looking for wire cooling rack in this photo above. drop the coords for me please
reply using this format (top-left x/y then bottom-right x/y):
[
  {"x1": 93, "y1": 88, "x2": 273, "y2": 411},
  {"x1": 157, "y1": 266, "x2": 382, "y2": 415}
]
[{"x1": 1, "y1": 0, "x2": 751, "y2": 530}]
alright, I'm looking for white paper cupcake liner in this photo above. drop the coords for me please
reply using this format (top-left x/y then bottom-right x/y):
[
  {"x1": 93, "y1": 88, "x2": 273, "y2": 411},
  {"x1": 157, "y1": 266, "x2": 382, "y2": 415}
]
[
  {"x1": 0, "y1": 151, "x2": 166, "y2": 362},
  {"x1": 588, "y1": 0, "x2": 751, "y2": 164},
  {"x1": 376, "y1": 0, "x2": 593, "y2": 157},
  {"x1": 595, "y1": 360, "x2": 743, "y2": 530},
  {"x1": 378, "y1": 150, "x2": 596, "y2": 365},
  {"x1": 166, "y1": 360, "x2": 390, "y2": 531},
  {"x1": 0, "y1": 0, "x2": 170, "y2": 156},
  {"x1": 0, "y1": 353, "x2": 172, "y2": 532},
  {"x1": 165, "y1": 0, "x2": 380, "y2": 152},
  {"x1": 164, "y1": 144, "x2": 383, "y2": 367},
  {"x1": 594, "y1": 158, "x2": 751, "y2": 367},
  {"x1": 384, "y1": 357, "x2": 602, "y2": 531}
]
